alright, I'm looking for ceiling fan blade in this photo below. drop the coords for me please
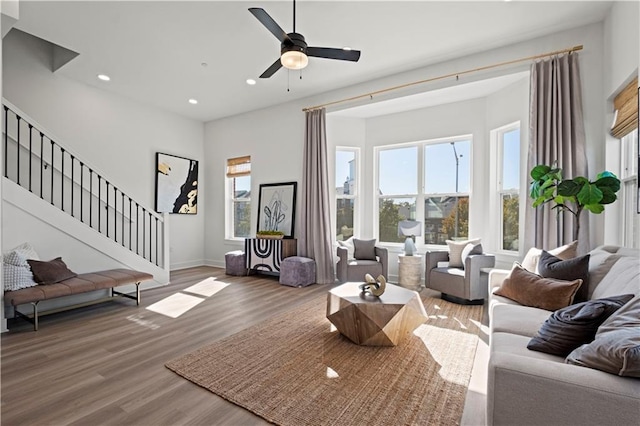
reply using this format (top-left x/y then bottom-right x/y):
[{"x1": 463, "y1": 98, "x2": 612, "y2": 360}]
[
  {"x1": 307, "y1": 47, "x2": 361, "y2": 62},
  {"x1": 249, "y1": 8, "x2": 290, "y2": 43},
  {"x1": 260, "y1": 58, "x2": 283, "y2": 79}
]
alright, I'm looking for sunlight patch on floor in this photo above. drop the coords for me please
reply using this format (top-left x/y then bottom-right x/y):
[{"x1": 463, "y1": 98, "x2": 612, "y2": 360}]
[
  {"x1": 183, "y1": 277, "x2": 230, "y2": 297},
  {"x1": 146, "y1": 293, "x2": 205, "y2": 318},
  {"x1": 326, "y1": 367, "x2": 340, "y2": 379}
]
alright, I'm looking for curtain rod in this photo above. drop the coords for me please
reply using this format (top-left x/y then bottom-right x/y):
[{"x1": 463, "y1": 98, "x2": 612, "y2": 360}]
[{"x1": 302, "y1": 44, "x2": 583, "y2": 113}]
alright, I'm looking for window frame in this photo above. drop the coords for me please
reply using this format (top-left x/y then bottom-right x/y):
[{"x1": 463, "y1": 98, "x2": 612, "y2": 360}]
[
  {"x1": 225, "y1": 156, "x2": 251, "y2": 241},
  {"x1": 619, "y1": 129, "x2": 639, "y2": 248},
  {"x1": 491, "y1": 121, "x2": 522, "y2": 254},
  {"x1": 374, "y1": 135, "x2": 472, "y2": 247}
]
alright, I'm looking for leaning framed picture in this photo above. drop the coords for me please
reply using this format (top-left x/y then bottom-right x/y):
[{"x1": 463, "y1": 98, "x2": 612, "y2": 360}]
[
  {"x1": 155, "y1": 152, "x2": 199, "y2": 214},
  {"x1": 256, "y1": 181, "x2": 297, "y2": 238}
]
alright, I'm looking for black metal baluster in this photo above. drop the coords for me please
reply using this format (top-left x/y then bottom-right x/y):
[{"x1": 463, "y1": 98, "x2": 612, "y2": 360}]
[
  {"x1": 114, "y1": 185, "x2": 117, "y2": 243},
  {"x1": 80, "y1": 162, "x2": 84, "y2": 223},
  {"x1": 143, "y1": 208, "x2": 146, "y2": 259},
  {"x1": 106, "y1": 181, "x2": 110, "y2": 238},
  {"x1": 136, "y1": 203, "x2": 139, "y2": 254},
  {"x1": 28, "y1": 124, "x2": 33, "y2": 191},
  {"x1": 98, "y1": 176, "x2": 102, "y2": 232},
  {"x1": 60, "y1": 147, "x2": 65, "y2": 212},
  {"x1": 50, "y1": 140, "x2": 55, "y2": 205},
  {"x1": 121, "y1": 192, "x2": 125, "y2": 246},
  {"x1": 39, "y1": 133, "x2": 44, "y2": 198},
  {"x1": 129, "y1": 198, "x2": 132, "y2": 250},
  {"x1": 16, "y1": 116, "x2": 21, "y2": 185},
  {"x1": 155, "y1": 216, "x2": 159, "y2": 266},
  {"x1": 90, "y1": 170, "x2": 94, "y2": 228},
  {"x1": 4, "y1": 106, "x2": 8, "y2": 178},
  {"x1": 70, "y1": 155, "x2": 75, "y2": 217},
  {"x1": 148, "y1": 211, "x2": 152, "y2": 261}
]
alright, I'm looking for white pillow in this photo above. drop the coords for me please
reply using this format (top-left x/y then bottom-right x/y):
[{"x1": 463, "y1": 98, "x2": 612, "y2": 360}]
[
  {"x1": 521, "y1": 240, "x2": 577, "y2": 274},
  {"x1": 3, "y1": 262, "x2": 38, "y2": 291},
  {"x1": 337, "y1": 237, "x2": 355, "y2": 259},
  {"x1": 446, "y1": 238, "x2": 481, "y2": 268},
  {"x1": 2, "y1": 242, "x2": 40, "y2": 292}
]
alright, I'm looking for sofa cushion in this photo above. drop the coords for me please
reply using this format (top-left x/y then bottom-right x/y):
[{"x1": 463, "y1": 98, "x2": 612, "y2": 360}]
[
  {"x1": 538, "y1": 251, "x2": 590, "y2": 302},
  {"x1": 521, "y1": 240, "x2": 577, "y2": 274},
  {"x1": 27, "y1": 257, "x2": 78, "y2": 285},
  {"x1": 490, "y1": 304, "x2": 552, "y2": 337},
  {"x1": 590, "y1": 256, "x2": 640, "y2": 300},
  {"x1": 446, "y1": 238, "x2": 480, "y2": 268},
  {"x1": 527, "y1": 294, "x2": 634, "y2": 357},
  {"x1": 337, "y1": 237, "x2": 355, "y2": 259},
  {"x1": 353, "y1": 239, "x2": 376, "y2": 261},
  {"x1": 494, "y1": 263, "x2": 582, "y2": 311},
  {"x1": 566, "y1": 295, "x2": 640, "y2": 377}
]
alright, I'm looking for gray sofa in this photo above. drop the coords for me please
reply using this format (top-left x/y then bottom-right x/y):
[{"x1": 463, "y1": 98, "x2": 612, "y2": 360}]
[{"x1": 487, "y1": 245, "x2": 640, "y2": 426}]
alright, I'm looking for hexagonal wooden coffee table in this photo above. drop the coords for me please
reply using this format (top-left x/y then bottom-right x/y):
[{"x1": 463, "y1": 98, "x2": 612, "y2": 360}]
[{"x1": 326, "y1": 282, "x2": 428, "y2": 346}]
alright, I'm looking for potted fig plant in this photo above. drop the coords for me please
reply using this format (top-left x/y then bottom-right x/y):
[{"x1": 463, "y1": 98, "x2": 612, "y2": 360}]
[{"x1": 529, "y1": 164, "x2": 621, "y2": 240}]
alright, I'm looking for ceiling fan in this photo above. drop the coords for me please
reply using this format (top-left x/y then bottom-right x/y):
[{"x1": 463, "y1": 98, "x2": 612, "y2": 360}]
[{"x1": 249, "y1": 0, "x2": 361, "y2": 78}]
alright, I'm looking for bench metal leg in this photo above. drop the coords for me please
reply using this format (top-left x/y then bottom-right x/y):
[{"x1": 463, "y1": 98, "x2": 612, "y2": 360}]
[
  {"x1": 112, "y1": 282, "x2": 141, "y2": 305},
  {"x1": 14, "y1": 301, "x2": 39, "y2": 331}
]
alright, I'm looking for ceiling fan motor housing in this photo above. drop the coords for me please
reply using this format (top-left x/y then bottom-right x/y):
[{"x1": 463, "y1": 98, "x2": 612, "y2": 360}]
[{"x1": 281, "y1": 32, "x2": 307, "y2": 54}]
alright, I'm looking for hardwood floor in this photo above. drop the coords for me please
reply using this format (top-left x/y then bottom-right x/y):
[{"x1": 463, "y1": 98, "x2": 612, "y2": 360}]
[{"x1": 1, "y1": 267, "x2": 488, "y2": 425}]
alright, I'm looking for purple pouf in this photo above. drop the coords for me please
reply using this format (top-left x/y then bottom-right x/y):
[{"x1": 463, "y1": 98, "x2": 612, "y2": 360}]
[
  {"x1": 279, "y1": 256, "x2": 316, "y2": 287},
  {"x1": 225, "y1": 250, "x2": 247, "y2": 276}
]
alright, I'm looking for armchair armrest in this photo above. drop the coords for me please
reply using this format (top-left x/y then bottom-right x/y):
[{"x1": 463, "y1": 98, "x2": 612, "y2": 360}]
[
  {"x1": 375, "y1": 246, "x2": 389, "y2": 279},
  {"x1": 336, "y1": 246, "x2": 349, "y2": 283},
  {"x1": 425, "y1": 250, "x2": 450, "y2": 272},
  {"x1": 337, "y1": 246, "x2": 349, "y2": 262}
]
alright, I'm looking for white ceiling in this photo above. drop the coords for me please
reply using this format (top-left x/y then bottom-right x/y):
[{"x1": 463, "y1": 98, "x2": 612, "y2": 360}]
[{"x1": 12, "y1": 1, "x2": 612, "y2": 122}]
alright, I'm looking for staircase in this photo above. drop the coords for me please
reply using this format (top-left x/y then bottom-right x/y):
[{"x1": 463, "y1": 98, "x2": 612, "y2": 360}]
[{"x1": 2, "y1": 100, "x2": 169, "y2": 281}]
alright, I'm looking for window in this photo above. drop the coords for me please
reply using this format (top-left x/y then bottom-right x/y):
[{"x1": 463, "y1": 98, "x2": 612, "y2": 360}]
[
  {"x1": 495, "y1": 123, "x2": 521, "y2": 251},
  {"x1": 620, "y1": 129, "x2": 639, "y2": 248},
  {"x1": 335, "y1": 148, "x2": 358, "y2": 241},
  {"x1": 226, "y1": 156, "x2": 251, "y2": 239},
  {"x1": 375, "y1": 137, "x2": 471, "y2": 245}
]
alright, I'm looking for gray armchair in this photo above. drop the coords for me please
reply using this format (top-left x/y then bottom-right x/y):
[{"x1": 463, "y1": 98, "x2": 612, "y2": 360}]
[
  {"x1": 425, "y1": 249, "x2": 495, "y2": 304},
  {"x1": 336, "y1": 244, "x2": 388, "y2": 283}
]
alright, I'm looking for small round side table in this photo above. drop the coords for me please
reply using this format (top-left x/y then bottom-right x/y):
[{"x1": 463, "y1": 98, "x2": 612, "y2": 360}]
[{"x1": 398, "y1": 254, "x2": 423, "y2": 291}]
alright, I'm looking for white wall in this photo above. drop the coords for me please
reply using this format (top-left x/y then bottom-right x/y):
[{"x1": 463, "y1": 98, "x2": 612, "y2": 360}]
[
  {"x1": 2, "y1": 28, "x2": 205, "y2": 270},
  {"x1": 204, "y1": 22, "x2": 608, "y2": 271}
]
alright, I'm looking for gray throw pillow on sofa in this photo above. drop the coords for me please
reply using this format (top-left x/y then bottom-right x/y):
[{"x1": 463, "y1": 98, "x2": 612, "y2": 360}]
[
  {"x1": 538, "y1": 250, "x2": 590, "y2": 302},
  {"x1": 566, "y1": 294, "x2": 640, "y2": 377},
  {"x1": 353, "y1": 239, "x2": 377, "y2": 261},
  {"x1": 527, "y1": 294, "x2": 634, "y2": 357},
  {"x1": 460, "y1": 243, "x2": 483, "y2": 269}
]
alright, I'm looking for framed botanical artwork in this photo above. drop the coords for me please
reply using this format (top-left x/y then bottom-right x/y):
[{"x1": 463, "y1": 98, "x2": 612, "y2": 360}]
[
  {"x1": 256, "y1": 182, "x2": 297, "y2": 238},
  {"x1": 155, "y1": 152, "x2": 199, "y2": 214}
]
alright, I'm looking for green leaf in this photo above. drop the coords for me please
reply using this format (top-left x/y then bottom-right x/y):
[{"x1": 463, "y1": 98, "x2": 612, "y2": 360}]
[
  {"x1": 594, "y1": 176, "x2": 621, "y2": 193},
  {"x1": 531, "y1": 165, "x2": 551, "y2": 180},
  {"x1": 554, "y1": 195, "x2": 566, "y2": 204},
  {"x1": 599, "y1": 187, "x2": 617, "y2": 205},
  {"x1": 584, "y1": 204, "x2": 605, "y2": 214},
  {"x1": 543, "y1": 187, "x2": 555, "y2": 198},
  {"x1": 577, "y1": 183, "x2": 603, "y2": 206},
  {"x1": 596, "y1": 170, "x2": 617, "y2": 180},
  {"x1": 532, "y1": 197, "x2": 545, "y2": 208},
  {"x1": 573, "y1": 176, "x2": 589, "y2": 185},
  {"x1": 530, "y1": 181, "x2": 542, "y2": 198},
  {"x1": 557, "y1": 180, "x2": 581, "y2": 196}
]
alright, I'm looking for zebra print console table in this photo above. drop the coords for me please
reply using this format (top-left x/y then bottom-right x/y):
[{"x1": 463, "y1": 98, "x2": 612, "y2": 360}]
[{"x1": 245, "y1": 238, "x2": 297, "y2": 276}]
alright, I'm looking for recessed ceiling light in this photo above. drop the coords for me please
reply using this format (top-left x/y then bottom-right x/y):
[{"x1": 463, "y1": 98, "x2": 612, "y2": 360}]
[
  {"x1": 246, "y1": 79, "x2": 257, "y2": 85},
  {"x1": 201, "y1": 62, "x2": 208, "y2": 67},
  {"x1": 97, "y1": 74, "x2": 110, "y2": 81},
  {"x1": 188, "y1": 99, "x2": 198, "y2": 105}
]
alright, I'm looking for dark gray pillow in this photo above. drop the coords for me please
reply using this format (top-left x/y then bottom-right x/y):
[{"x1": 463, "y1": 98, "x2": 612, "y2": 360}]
[
  {"x1": 527, "y1": 294, "x2": 634, "y2": 356},
  {"x1": 460, "y1": 243, "x2": 483, "y2": 269},
  {"x1": 27, "y1": 257, "x2": 77, "y2": 285},
  {"x1": 353, "y1": 239, "x2": 377, "y2": 261},
  {"x1": 539, "y1": 250, "x2": 590, "y2": 303}
]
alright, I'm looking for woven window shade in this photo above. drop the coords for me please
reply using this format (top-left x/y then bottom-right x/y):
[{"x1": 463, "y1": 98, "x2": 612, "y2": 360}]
[
  {"x1": 610, "y1": 77, "x2": 638, "y2": 139},
  {"x1": 226, "y1": 155, "x2": 251, "y2": 178}
]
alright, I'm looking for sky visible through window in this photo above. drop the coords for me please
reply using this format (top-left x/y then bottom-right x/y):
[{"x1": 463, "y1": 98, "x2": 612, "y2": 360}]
[
  {"x1": 502, "y1": 128, "x2": 520, "y2": 190},
  {"x1": 336, "y1": 150, "x2": 355, "y2": 190}
]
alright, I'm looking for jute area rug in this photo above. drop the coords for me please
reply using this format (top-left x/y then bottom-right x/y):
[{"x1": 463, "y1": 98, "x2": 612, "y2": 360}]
[{"x1": 166, "y1": 294, "x2": 484, "y2": 426}]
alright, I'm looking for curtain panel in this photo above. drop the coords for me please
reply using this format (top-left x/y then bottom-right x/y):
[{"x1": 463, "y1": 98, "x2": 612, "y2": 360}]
[
  {"x1": 524, "y1": 53, "x2": 589, "y2": 253},
  {"x1": 300, "y1": 108, "x2": 335, "y2": 283}
]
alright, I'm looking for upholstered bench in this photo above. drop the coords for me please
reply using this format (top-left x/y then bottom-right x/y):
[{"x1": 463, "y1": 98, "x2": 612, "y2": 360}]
[
  {"x1": 225, "y1": 250, "x2": 247, "y2": 276},
  {"x1": 279, "y1": 256, "x2": 316, "y2": 287},
  {"x1": 4, "y1": 268, "x2": 153, "y2": 331}
]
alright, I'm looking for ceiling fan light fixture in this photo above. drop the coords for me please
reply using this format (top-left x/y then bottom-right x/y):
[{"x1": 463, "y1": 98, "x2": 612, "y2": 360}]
[{"x1": 281, "y1": 50, "x2": 308, "y2": 70}]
